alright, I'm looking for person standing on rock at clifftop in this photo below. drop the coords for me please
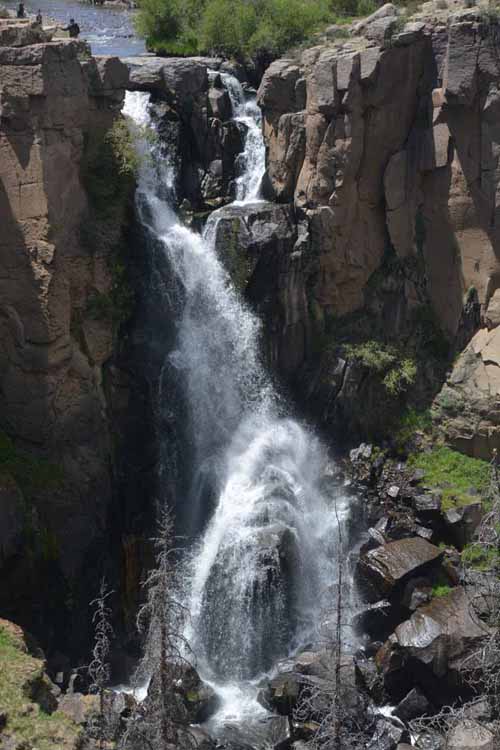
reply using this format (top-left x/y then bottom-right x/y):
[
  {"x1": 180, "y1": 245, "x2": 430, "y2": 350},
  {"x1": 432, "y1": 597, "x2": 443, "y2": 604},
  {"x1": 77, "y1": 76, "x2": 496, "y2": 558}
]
[
  {"x1": 16, "y1": 2, "x2": 25, "y2": 18},
  {"x1": 60, "y1": 18, "x2": 80, "y2": 38}
]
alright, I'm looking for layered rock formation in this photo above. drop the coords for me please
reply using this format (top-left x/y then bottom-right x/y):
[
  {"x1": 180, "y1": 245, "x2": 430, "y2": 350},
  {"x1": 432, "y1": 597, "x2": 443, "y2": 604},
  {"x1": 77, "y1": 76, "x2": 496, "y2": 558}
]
[
  {"x1": 0, "y1": 23, "x2": 129, "y2": 652},
  {"x1": 242, "y1": 9, "x2": 500, "y2": 444}
]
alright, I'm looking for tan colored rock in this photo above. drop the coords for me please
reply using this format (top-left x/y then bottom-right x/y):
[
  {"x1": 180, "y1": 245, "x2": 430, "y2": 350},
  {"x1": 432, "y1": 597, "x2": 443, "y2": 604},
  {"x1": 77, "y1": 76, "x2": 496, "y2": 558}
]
[
  {"x1": 0, "y1": 39, "x2": 128, "y2": 584},
  {"x1": 446, "y1": 721, "x2": 495, "y2": 750},
  {"x1": 484, "y1": 288, "x2": 500, "y2": 329}
]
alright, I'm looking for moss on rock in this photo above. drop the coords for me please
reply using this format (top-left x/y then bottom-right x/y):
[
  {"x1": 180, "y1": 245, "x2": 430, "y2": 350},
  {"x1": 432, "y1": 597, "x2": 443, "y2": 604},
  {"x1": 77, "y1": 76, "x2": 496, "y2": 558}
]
[{"x1": 0, "y1": 620, "x2": 80, "y2": 750}]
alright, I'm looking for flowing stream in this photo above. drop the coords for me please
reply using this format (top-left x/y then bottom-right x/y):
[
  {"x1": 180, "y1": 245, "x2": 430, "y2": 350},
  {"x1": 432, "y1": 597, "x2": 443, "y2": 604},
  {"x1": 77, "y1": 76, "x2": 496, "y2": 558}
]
[{"x1": 124, "y1": 78, "x2": 350, "y2": 741}]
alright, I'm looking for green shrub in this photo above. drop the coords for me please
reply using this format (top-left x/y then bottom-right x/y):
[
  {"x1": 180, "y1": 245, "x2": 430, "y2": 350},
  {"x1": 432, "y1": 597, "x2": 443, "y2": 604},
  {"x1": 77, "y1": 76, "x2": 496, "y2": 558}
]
[
  {"x1": 199, "y1": 0, "x2": 258, "y2": 56},
  {"x1": 432, "y1": 584, "x2": 452, "y2": 598},
  {"x1": 136, "y1": 0, "x2": 350, "y2": 57},
  {"x1": 356, "y1": 0, "x2": 376, "y2": 14},
  {"x1": 408, "y1": 446, "x2": 489, "y2": 510},
  {"x1": 383, "y1": 358, "x2": 417, "y2": 396},
  {"x1": 462, "y1": 543, "x2": 500, "y2": 572},
  {"x1": 343, "y1": 340, "x2": 417, "y2": 397},
  {"x1": 83, "y1": 118, "x2": 138, "y2": 217},
  {"x1": 394, "y1": 408, "x2": 432, "y2": 450},
  {"x1": 82, "y1": 118, "x2": 136, "y2": 329}
]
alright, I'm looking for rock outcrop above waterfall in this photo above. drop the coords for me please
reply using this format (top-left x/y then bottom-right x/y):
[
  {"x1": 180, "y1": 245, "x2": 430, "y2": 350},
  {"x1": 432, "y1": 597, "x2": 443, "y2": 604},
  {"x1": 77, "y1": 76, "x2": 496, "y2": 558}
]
[
  {"x1": 223, "y1": 10, "x2": 500, "y2": 448},
  {"x1": 0, "y1": 28, "x2": 129, "y2": 653},
  {"x1": 124, "y1": 55, "x2": 249, "y2": 209}
]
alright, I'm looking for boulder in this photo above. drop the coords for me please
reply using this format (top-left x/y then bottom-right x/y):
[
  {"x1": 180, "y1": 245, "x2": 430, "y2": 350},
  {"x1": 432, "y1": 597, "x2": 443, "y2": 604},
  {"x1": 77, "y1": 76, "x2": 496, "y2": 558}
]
[
  {"x1": 147, "y1": 662, "x2": 219, "y2": 724},
  {"x1": 354, "y1": 654, "x2": 384, "y2": 702},
  {"x1": 353, "y1": 3, "x2": 399, "y2": 34},
  {"x1": 377, "y1": 588, "x2": 490, "y2": 701},
  {"x1": 393, "y1": 687, "x2": 432, "y2": 721},
  {"x1": 433, "y1": 328, "x2": 500, "y2": 458},
  {"x1": 0, "y1": 20, "x2": 51, "y2": 47},
  {"x1": 58, "y1": 692, "x2": 98, "y2": 725},
  {"x1": 412, "y1": 493, "x2": 442, "y2": 516},
  {"x1": 124, "y1": 56, "x2": 208, "y2": 100},
  {"x1": 209, "y1": 202, "x2": 296, "y2": 290},
  {"x1": 393, "y1": 21, "x2": 426, "y2": 47},
  {"x1": 258, "y1": 672, "x2": 301, "y2": 716},
  {"x1": 401, "y1": 578, "x2": 432, "y2": 611},
  {"x1": 366, "y1": 718, "x2": 405, "y2": 750},
  {"x1": 352, "y1": 600, "x2": 399, "y2": 640},
  {"x1": 364, "y1": 16, "x2": 398, "y2": 46},
  {"x1": 444, "y1": 503, "x2": 482, "y2": 549},
  {"x1": 445, "y1": 721, "x2": 495, "y2": 750},
  {"x1": 208, "y1": 87, "x2": 232, "y2": 121},
  {"x1": 357, "y1": 538, "x2": 443, "y2": 601}
]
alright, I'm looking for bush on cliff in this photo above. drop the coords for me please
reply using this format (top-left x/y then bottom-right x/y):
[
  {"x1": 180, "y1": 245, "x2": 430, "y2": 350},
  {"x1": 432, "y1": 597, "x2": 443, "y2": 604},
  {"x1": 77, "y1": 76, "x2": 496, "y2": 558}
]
[{"x1": 135, "y1": 0, "x2": 363, "y2": 57}]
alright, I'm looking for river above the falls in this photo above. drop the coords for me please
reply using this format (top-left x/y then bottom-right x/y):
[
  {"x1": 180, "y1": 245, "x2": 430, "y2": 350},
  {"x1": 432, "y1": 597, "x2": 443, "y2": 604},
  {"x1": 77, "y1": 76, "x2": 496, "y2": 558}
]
[{"x1": 3, "y1": 0, "x2": 146, "y2": 56}]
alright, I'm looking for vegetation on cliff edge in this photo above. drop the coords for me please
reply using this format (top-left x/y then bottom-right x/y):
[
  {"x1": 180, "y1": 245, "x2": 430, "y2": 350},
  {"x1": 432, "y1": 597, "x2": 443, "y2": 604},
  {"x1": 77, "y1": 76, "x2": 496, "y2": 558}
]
[
  {"x1": 0, "y1": 621, "x2": 80, "y2": 750},
  {"x1": 408, "y1": 446, "x2": 489, "y2": 510},
  {"x1": 81, "y1": 117, "x2": 137, "y2": 331},
  {"x1": 135, "y1": 0, "x2": 375, "y2": 57}
]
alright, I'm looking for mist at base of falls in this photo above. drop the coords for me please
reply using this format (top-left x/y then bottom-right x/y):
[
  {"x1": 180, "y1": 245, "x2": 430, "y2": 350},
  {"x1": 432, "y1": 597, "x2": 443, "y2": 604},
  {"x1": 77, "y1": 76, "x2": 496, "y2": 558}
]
[{"x1": 123, "y1": 79, "x2": 351, "y2": 737}]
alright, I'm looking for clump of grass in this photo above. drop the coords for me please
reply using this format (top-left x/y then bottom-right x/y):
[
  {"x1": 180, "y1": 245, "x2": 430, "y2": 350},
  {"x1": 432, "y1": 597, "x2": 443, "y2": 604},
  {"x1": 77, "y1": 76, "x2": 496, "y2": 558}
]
[
  {"x1": 432, "y1": 584, "x2": 452, "y2": 598},
  {"x1": 0, "y1": 622, "x2": 80, "y2": 750},
  {"x1": 394, "y1": 408, "x2": 432, "y2": 446},
  {"x1": 462, "y1": 544, "x2": 500, "y2": 572},
  {"x1": 408, "y1": 446, "x2": 489, "y2": 511}
]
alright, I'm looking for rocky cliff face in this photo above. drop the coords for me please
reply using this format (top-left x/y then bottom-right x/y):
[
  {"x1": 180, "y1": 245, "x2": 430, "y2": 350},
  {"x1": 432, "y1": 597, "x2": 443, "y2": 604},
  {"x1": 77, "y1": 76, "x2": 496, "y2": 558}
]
[
  {"x1": 241, "y1": 9, "x2": 500, "y2": 445},
  {"x1": 0, "y1": 21, "x2": 129, "y2": 654}
]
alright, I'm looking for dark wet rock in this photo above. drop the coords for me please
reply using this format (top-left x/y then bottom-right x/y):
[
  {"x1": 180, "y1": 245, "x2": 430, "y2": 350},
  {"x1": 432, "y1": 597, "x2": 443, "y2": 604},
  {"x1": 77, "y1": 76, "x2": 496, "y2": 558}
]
[
  {"x1": 412, "y1": 494, "x2": 442, "y2": 516},
  {"x1": 357, "y1": 538, "x2": 443, "y2": 602},
  {"x1": 0, "y1": 475, "x2": 24, "y2": 562},
  {"x1": 415, "y1": 526, "x2": 434, "y2": 543},
  {"x1": 393, "y1": 687, "x2": 432, "y2": 722},
  {"x1": 444, "y1": 503, "x2": 482, "y2": 549},
  {"x1": 376, "y1": 588, "x2": 490, "y2": 703},
  {"x1": 258, "y1": 672, "x2": 301, "y2": 715},
  {"x1": 293, "y1": 650, "x2": 330, "y2": 678},
  {"x1": 352, "y1": 600, "x2": 399, "y2": 641},
  {"x1": 125, "y1": 56, "x2": 208, "y2": 99},
  {"x1": 401, "y1": 577, "x2": 432, "y2": 611},
  {"x1": 209, "y1": 87, "x2": 232, "y2": 121},
  {"x1": 210, "y1": 202, "x2": 296, "y2": 291},
  {"x1": 353, "y1": 653, "x2": 384, "y2": 702},
  {"x1": 147, "y1": 662, "x2": 219, "y2": 725},
  {"x1": 366, "y1": 718, "x2": 405, "y2": 750}
]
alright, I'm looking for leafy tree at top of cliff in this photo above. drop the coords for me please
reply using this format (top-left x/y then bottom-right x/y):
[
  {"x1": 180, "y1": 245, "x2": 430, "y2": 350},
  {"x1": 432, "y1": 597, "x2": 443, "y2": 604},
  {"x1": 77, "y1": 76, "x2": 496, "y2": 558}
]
[{"x1": 135, "y1": 0, "x2": 358, "y2": 58}]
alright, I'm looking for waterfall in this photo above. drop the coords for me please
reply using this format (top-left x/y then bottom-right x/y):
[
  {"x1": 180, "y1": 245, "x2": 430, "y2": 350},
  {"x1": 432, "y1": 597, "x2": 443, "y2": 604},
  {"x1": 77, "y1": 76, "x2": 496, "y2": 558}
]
[
  {"x1": 123, "y1": 80, "x2": 349, "y2": 732},
  {"x1": 217, "y1": 72, "x2": 266, "y2": 203}
]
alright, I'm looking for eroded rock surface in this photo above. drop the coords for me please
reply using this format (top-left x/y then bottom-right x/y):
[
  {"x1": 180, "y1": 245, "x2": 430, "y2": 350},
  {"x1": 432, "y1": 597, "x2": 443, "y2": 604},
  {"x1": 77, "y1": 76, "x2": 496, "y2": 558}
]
[{"x1": 0, "y1": 34, "x2": 128, "y2": 650}]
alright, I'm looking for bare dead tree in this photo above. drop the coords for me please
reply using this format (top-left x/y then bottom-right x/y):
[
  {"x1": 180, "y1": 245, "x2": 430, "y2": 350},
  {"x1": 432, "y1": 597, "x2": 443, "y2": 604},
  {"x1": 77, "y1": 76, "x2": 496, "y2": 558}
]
[
  {"x1": 294, "y1": 496, "x2": 369, "y2": 750},
  {"x1": 121, "y1": 505, "x2": 192, "y2": 750},
  {"x1": 88, "y1": 578, "x2": 115, "y2": 750}
]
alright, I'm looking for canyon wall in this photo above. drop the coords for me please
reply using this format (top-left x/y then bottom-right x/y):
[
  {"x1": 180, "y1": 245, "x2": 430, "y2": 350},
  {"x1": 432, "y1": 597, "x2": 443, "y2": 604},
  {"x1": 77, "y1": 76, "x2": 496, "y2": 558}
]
[
  {"x1": 248, "y1": 8, "x2": 500, "y2": 450},
  {"x1": 0, "y1": 22, "x2": 130, "y2": 655}
]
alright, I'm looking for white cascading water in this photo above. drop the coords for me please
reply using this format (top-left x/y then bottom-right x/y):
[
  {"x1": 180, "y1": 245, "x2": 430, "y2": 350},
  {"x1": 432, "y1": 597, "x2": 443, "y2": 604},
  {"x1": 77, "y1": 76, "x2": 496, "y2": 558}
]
[
  {"x1": 123, "y1": 79, "x2": 349, "y2": 734},
  {"x1": 217, "y1": 73, "x2": 266, "y2": 203}
]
